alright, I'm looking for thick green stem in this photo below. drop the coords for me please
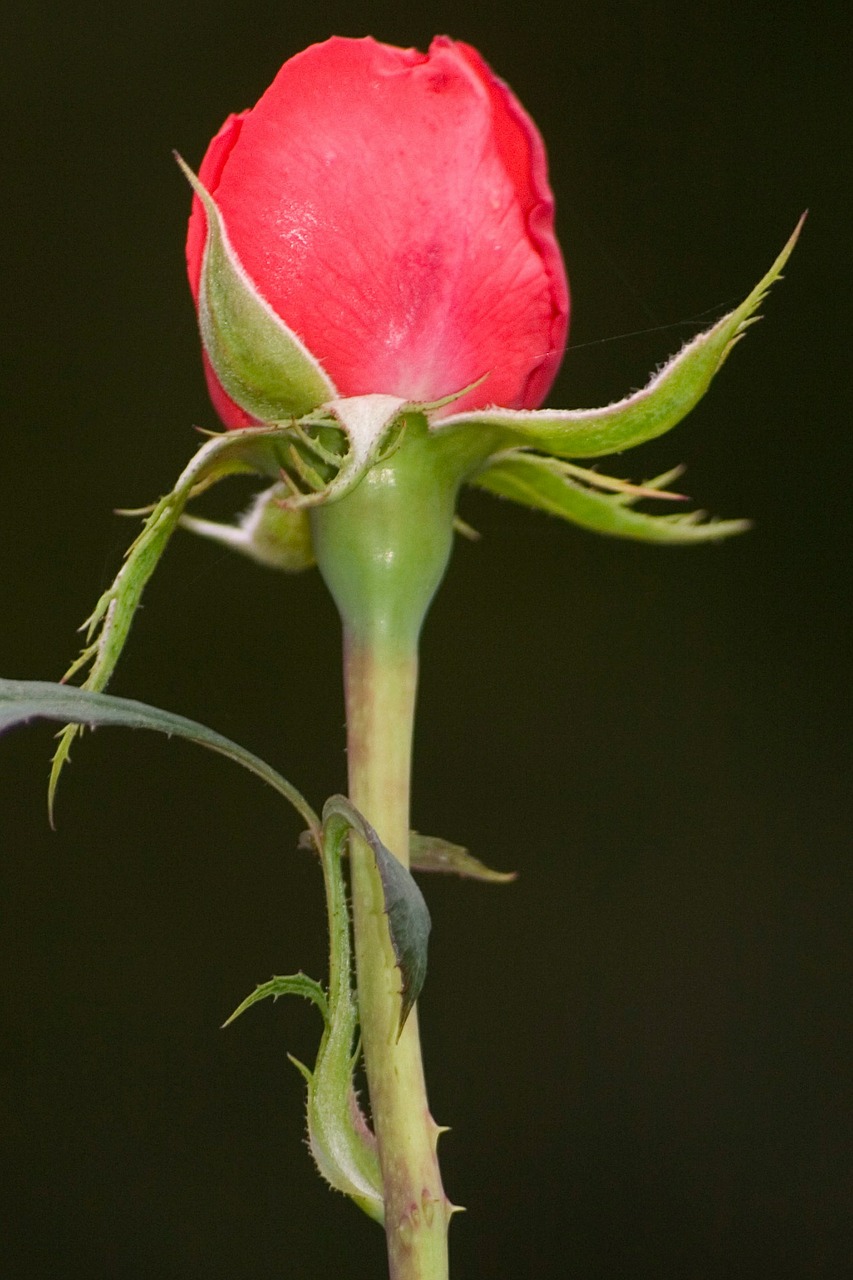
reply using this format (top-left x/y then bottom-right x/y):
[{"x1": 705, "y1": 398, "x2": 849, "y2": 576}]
[
  {"x1": 310, "y1": 416, "x2": 481, "y2": 1278},
  {"x1": 345, "y1": 637, "x2": 451, "y2": 1279}
]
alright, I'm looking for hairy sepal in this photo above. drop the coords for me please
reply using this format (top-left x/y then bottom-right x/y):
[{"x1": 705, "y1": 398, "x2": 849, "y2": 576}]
[
  {"x1": 472, "y1": 452, "x2": 750, "y2": 544},
  {"x1": 283, "y1": 395, "x2": 408, "y2": 509},
  {"x1": 50, "y1": 399, "x2": 415, "y2": 805},
  {"x1": 179, "y1": 481, "x2": 315, "y2": 571},
  {"x1": 177, "y1": 154, "x2": 337, "y2": 420},
  {"x1": 50, "y1": 425, "x2": 306, "y2": 811},
  {"x1": 435, "y1": 218, "x2": 804, "y2": 459}
]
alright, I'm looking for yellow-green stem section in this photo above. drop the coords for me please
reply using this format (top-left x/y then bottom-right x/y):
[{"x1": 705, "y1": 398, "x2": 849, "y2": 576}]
[
  {"x1": 310, "y1": 416, "x2": 495, "y2": 1277},
  {"x1": 345, "y1": 636, "x2": 450, "y2": 1280}
]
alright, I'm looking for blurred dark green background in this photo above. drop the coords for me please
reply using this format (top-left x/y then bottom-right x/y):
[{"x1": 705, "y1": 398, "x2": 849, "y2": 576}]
[{"x1": 1, "y1": 1, "x2": 848, "y2": 1276}]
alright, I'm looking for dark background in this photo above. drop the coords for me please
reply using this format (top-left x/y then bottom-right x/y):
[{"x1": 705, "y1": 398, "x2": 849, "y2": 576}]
[{"x1": 1, "y1": 2, "x2": 848, "y2": 1276}]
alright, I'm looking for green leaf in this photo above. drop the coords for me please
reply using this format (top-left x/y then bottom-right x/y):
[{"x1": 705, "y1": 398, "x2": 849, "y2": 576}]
[
  {"x1": 410, "y1": 833, "x2": 517, "y2": 883},
  {"x1": 302, "y1": 805, "x2": 384, "y2": 1221},
  {"x1": 224, "y1": 970, "x2": 377, "y2": 1210},
  {"x1": 303, "y1": 825, "x2": 516, "y2": 883},
  {"x1": 0, "y1": 679, "x2": 319, "y2": 836},
  {"x1": 435, "y1": 217, "x2": 804, "y2": 459},
  {"x1": 323, "y1": 796, "x2": 431, "y2": 1036},
  {"x1": 472, "y1": 452, "x2": 750, "y2": 544},
  {"x1": 176, "y1": 154, "x2": 336, "y2": 421},
  {"x1": 1, "y1": 677, "x2": 387, "y2": 1217},
  {"x1": 2, "y1": 677, "x2": 383, "y2": 1218},
  {"x1": 222, "y1": 973, "x2": 329, "y2": 1027},
  {"x1": 49, "y1": 423, "x2": 308, "y2": 814}
]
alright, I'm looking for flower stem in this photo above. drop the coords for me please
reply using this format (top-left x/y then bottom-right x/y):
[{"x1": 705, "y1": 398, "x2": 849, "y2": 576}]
[
  {"x1": 345, "y1": 633, "x2": 451, "y2": 1279},
  {"x1": 310, "y1": 415, "x2": 478, "y2": 1277}
]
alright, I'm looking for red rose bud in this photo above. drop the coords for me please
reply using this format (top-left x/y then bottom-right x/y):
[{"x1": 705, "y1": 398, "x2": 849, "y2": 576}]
[{"x1": 186, "y1": 35, "x2": 569, "y2": 428}]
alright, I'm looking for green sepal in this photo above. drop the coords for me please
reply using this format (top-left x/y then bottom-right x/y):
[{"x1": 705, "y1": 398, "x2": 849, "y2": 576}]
[
  {"x1": 222, "y1": 973, "x2": 329, "y2": 1027},
  {"x1": 435, "y1": 217, "x2": 804, "y2": 459},
  {"x1": 472, "y1": 452, "x2": 750, "y2": 544},
  {"x1": 50, "y1": 404, "x2": 420, "y2": 806},
  {"x1": 410, "y1": 833, "x2": 517, "y2": 883},
  {"x1": 180, "y1": 481, "x2": 316, "y2": 571},
  {"x1": 176, "y1": 154, "x2": 336, "y2": 421},
  {"x1": 50, "y1": 424, "x2": 310, "y2": 813},
  {"x1": 0, "y1": 678, "x2": 319, "y2": 835},
  {"x1": 286, "y1": 395, "x2": 408, "y2": 509},
  {"x1": 323, "y1": 796, "x2": 431, "y2": 1037}
]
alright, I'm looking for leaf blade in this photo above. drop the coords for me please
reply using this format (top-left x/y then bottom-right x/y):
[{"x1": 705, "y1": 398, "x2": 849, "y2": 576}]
[
  {"x1": 303, "y1": 804, "x2": 384, "y2": 1220},
  {"x1": 323, "y1": 796, "x2": 431, "y2": 1035},
  {"x1": 0, "y1": 679, "x2": 319, "y2": 835},
  {"x1": 222, "y1": 974, "x2": 329, "y2": 1027},
  {"x1": 410, "y1": 833, "x2": 517, "y2": 883},
  {"x1": 50, "y1": 424, "x2": 306, "y2": 812}
]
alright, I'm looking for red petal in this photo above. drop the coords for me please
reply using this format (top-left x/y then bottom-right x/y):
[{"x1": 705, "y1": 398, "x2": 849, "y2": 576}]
[
  {"x1": 447, "y1": 40, "x2": 569, "y2": 409},
  {"x1": 186, "y1": 37, "x2": 569, "y2": 423}
]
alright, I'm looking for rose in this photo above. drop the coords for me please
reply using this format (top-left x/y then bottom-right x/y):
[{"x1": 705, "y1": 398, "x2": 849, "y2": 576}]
[
  {"x1": 186, "y1": 35, "x2": 569, "y2": 428},
  {"x1": 181, "y1": 36, "x2": 796, "y2": 553}
]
